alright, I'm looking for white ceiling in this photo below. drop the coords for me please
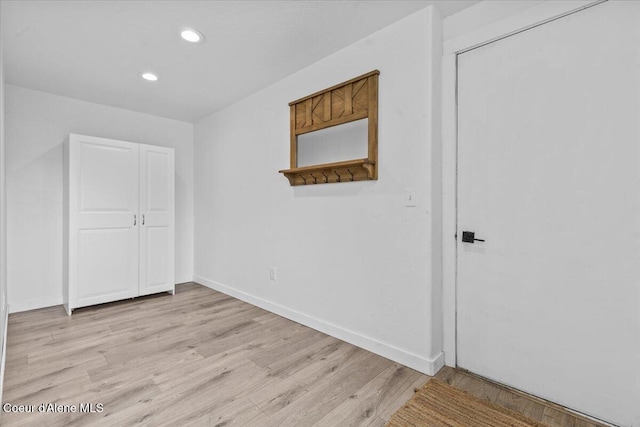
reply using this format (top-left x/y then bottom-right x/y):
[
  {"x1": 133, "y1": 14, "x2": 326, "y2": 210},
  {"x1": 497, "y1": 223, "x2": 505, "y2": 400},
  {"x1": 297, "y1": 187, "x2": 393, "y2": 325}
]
[{"x1": 1, "y1": 0, "x2": 478, "y2": 123}]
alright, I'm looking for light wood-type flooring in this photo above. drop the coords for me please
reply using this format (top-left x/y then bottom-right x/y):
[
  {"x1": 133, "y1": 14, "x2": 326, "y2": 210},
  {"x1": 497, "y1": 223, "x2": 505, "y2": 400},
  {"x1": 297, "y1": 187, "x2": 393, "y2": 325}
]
[
  {"x1": 2, "y1": 283, "x2": 609, "y2": 426},
  {"x1": 2, "y1": 283, "x2": 429, "y2": 426}
]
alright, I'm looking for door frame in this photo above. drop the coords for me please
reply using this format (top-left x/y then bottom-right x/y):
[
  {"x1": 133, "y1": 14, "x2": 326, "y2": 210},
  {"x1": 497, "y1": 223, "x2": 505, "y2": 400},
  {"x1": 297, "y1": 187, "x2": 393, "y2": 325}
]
[{"x1": 441, "y1": 0, "x2": 606, "y2": 367}]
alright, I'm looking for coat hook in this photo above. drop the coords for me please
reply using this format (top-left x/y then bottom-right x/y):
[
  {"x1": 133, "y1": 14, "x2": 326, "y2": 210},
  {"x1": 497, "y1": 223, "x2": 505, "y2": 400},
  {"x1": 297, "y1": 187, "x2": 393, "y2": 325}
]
[
  {"x1": 334, "y1": 170, "x2": 341, "y2": 182},
  {"x1": 311, "y1": 173, "x2": 318, "y2": 184},
  {"x1": 321, "y1": 172, "x2": 328, "y2": 183},
  {"x1": 347, "y1": 169, "x2": 354, "y2": 181},
  {"x1": 300, "y1": 174, "x2": 307, "y2": 185}
]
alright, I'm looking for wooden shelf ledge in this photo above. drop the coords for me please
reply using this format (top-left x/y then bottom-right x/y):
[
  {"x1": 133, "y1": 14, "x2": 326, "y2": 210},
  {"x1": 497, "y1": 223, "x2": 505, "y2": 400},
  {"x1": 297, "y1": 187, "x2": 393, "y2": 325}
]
[{"x1": 279, "y1": 159, "x2": 376, "y2": 186}]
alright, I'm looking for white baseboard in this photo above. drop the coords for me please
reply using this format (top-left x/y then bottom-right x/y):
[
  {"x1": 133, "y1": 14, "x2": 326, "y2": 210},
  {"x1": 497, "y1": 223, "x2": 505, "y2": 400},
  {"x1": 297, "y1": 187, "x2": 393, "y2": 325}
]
[
  {"x1": 176, "y1": 276, "x2": 194, "y2": 285},
  {"x1": 193, "y1": 274, "x2": 445, "y2": 376},
  {"x1": 8, "y1": 296, "x2": 63, "y2": 313}
]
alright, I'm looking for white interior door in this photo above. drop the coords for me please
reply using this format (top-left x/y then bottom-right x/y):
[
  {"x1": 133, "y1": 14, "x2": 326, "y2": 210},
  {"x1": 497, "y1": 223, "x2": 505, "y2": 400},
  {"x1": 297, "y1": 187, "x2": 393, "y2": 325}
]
[
  {"x1": 138, "y1": 144, "x2": 175, "y2": 295},
  {"x1": 457, "y1": 2, "x2": 640, "y2": 426},
  {"x1": 70, "y1": 136, "x2": 139, "y2": 309}
]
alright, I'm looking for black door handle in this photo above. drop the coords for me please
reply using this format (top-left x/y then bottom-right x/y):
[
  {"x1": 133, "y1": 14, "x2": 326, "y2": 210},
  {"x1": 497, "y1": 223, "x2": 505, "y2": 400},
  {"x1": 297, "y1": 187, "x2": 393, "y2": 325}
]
[{"x1": 461, "y1": 231, "x2": 485, "y2": 243}]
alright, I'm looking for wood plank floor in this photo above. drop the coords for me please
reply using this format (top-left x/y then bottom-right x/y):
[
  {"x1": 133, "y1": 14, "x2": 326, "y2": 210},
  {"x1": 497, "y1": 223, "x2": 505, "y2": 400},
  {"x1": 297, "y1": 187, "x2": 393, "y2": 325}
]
[
  {"x1": 1, "y1": 283, "x2": 429, "y2": 426},
  {"x1": 1, "y1": 282, "x2": 610, "y2": 427}
]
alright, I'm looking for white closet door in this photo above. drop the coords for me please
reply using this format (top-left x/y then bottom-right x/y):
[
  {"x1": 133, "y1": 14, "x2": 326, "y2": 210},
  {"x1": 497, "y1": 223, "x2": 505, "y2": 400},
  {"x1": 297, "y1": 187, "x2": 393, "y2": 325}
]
[
  {"x1": 70, "y1": 135, "x2": 139, "y2": 310},
  {"x1": 456, "y1": 2, "x2": 640, "y2": 426},
  {"x1": 139, "y1": 144, "x2": 175, "y2": 295}
]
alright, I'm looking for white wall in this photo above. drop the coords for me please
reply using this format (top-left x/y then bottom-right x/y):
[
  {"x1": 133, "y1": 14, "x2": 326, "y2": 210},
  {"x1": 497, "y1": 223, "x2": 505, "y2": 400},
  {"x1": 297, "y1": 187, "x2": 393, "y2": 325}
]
[
  {"x1": 444, "y1": 0, "x2": 545, "y2": 41},
  {"x1": 5, "y1": 85, "x2": 194, "y2": 312},
  {"x1": 0, "y1": 2, "x2": 9, "y2": 407},
  {"x1": 194, "y1": 7, "x2": 444, "y2": 374}
]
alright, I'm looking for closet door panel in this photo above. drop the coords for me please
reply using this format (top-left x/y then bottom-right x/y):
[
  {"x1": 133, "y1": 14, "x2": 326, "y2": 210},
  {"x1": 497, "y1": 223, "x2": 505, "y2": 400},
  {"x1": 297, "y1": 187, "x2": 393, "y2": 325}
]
[
  {"x1": 78, "y1": 142, "x2": 133, "y2": 211},
  {"x1": 139, "y1": 145, "x2": 175, "y2": 295},
  {"x1": 145, "y1": 227, "x2": 170, "y2": 287},
  {"x1": 77, "y1": 228, "x2": 136, "y2": 299},
  {"x1": 69, "y1": 136, "x2": 139, "y2": 310}
]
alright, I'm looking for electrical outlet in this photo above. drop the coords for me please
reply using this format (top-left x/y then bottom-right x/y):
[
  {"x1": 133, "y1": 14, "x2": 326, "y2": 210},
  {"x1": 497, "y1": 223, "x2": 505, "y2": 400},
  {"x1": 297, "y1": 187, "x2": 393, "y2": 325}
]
[
  {"x1": 269, "y1": 267, "x2": 277, "y2": 281},
  {"x1": 405, "y1": 188, "x2": 416, "y2": 207}
]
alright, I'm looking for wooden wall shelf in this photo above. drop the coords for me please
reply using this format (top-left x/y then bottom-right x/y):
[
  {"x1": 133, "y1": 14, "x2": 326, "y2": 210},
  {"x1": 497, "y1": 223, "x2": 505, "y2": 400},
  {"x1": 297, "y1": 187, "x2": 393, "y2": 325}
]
[
  {"x1": 279, "y1": 158, "x2": 375, "y2": 186},
  {"x1": 280, "y1": 70, "x2": 379, "y2": 186}
]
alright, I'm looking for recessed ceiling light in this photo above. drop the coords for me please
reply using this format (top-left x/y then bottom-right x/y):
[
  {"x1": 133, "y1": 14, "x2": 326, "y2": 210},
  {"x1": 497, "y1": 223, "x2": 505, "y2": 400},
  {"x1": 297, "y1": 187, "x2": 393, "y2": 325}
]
[
  {"x1": 141, "y1": 72, "x2": 158, "y2": 82},
  {"x1": 180, "y1": 28, "x2": 205, "y2": 44}
]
